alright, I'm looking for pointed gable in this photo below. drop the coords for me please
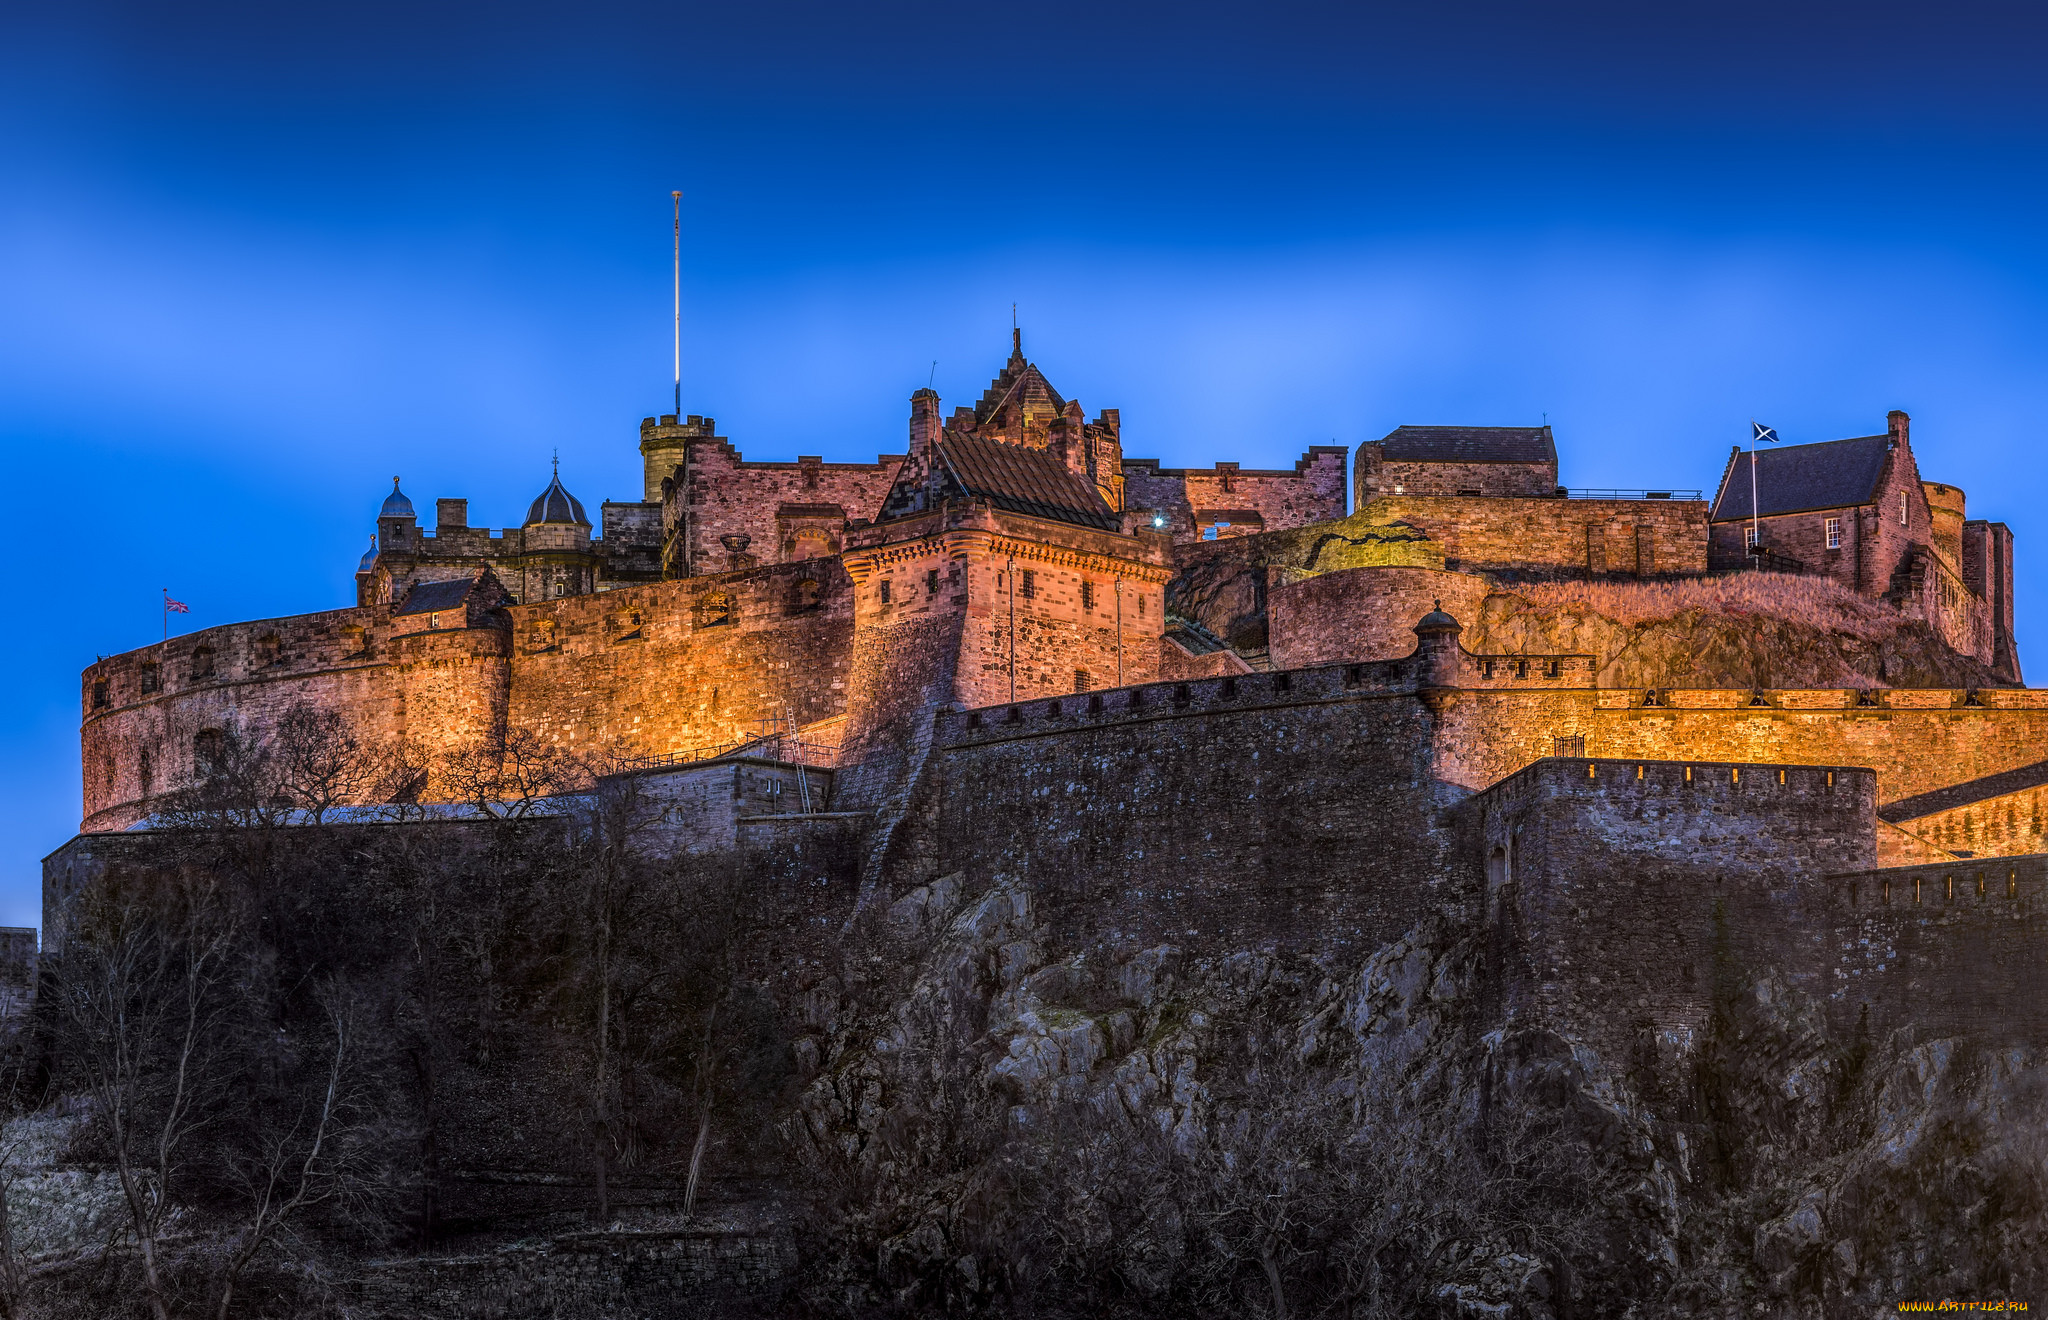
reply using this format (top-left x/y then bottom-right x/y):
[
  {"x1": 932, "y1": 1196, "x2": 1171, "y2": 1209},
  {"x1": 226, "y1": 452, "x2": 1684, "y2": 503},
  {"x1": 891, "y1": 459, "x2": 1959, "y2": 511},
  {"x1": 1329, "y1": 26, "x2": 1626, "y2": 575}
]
[{"x1": 970, "y1": 331, "x2": 1067, "y2": 430}]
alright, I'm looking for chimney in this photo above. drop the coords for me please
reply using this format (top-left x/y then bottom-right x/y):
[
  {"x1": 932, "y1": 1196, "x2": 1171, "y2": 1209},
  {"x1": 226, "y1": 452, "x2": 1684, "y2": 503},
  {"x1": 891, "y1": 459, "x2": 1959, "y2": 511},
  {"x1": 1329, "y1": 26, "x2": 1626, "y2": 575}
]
[
  {"x1": 436, "y1": 498, "x2": 469, "y2": 530},
  {"x1": 1888, "y1": 409, "x2": 1910, "y2": 450},
  {"x1": 1058, "y1": 399, "x2": 1090, "y2": 481}
]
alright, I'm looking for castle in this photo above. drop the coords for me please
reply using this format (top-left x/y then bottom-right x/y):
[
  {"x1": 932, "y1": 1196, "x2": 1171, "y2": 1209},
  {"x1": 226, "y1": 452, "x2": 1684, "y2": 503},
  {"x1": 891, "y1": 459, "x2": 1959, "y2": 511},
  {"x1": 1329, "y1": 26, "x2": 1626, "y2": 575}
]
[{"x1": 51, "y1": 332, "x2": 2048, "y2": 1046}]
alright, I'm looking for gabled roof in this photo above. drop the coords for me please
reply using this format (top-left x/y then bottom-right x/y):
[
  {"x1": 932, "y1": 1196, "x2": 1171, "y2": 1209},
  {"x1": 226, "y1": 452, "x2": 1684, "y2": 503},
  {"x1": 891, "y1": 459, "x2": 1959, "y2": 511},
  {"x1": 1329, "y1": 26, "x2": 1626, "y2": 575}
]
[
  {"x1": 936, "y1": 433, "x2": 1120, "y2": 531},
  {"x1": 393, "y1": 578, "x2": 481, "y2": 617},
  {"x1": 972, "y1": 343, "x2": 1066, "y2": 427},
  {"x1": 1710, "y1": 435, "x2": 1891, "y2": 522},
  {"x1": 1377, "y1": 426, "x2": 1557, "y2": 465}
]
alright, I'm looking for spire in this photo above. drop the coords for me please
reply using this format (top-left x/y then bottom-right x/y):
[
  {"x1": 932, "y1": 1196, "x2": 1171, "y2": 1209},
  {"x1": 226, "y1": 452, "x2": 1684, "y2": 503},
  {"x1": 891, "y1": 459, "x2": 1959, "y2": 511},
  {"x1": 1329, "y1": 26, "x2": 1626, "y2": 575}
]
[{"x1": 1011, "y1": 324, "x2": 1023, "y2": 363}]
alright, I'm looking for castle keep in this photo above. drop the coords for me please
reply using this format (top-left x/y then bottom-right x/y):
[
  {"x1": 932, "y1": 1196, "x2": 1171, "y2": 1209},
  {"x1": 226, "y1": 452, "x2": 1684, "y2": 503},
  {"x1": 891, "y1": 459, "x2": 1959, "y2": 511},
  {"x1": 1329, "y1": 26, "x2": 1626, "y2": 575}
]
[{"x1": 55, "y1": 334, "x2": 2048, "y2": 1066}]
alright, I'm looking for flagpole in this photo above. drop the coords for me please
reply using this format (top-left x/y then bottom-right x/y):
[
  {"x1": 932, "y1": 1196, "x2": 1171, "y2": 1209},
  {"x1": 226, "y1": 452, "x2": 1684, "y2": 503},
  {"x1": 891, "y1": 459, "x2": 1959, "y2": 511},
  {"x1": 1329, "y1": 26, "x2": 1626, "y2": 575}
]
[
  {"x1": 163, "y1": 588, "x2": 168, "y2": 642},
  {"x1": 672, "y1": 190, "x2": 682, "y2": 418},
  {"x1": 1749, "y1": 422, "x2": 1760, "y2": 567}
]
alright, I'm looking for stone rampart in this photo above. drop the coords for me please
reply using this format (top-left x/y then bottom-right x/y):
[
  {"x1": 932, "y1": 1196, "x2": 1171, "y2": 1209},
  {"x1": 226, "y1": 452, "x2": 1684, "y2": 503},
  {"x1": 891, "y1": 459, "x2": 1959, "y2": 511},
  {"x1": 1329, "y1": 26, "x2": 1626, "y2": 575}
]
[
  {"x1": 79, "y1": 608, "x2": 508, "y2": 832},
  {"x1": 505, "y1": 559, "x2": 854, "y2": 765},
  {"x1": 1820, "y1": 855, "x2": 2048, "y2": 1041},
  {"x1": 1473, "y1": 757, "x2": 1876, "y2": 1059},
  {"x1": 924, "y1": 659, "x2": 1468, "y2": 955},
  {"x1": 1360, "y1": 494, "x2": 1708, "y2": 578}
]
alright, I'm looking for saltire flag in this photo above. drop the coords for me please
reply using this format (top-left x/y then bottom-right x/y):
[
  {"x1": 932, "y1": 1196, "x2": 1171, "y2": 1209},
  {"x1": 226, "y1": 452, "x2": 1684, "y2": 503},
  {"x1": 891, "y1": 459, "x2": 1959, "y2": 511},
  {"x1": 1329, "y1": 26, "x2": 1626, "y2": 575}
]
[
  {"x1": 1752, "y1": 422, "x2": 1779, "y2": 444},
  {"x1": 165, "y1": 596, "x2": 189, "y2": 614}
]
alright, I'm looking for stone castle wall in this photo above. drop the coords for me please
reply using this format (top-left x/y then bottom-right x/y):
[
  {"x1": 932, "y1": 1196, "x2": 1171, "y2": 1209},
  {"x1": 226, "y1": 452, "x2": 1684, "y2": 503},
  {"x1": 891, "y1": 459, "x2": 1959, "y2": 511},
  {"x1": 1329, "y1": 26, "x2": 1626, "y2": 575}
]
[
  {"x1": 925, "y1": 661, "x2": 1466, "y2": 956},
  {"x1": 1476, "y1": 757, "x2": 1876, "y2": 1060},
  {"x1": 78, "y1": 607, "x2": 509, "y2": 833},
  {"x1": 1363, "y1": 494, "x2": 1710, "y2": 578},
  {"x1": 1121, "y1": 449, "x2": 1347, "y2": 541},
  {"x1": 505, "y1": 559, "x2": 855, "y2": 765},
  {"x1": 662, "y1": 437, "x2": 905, "y2": 578}
]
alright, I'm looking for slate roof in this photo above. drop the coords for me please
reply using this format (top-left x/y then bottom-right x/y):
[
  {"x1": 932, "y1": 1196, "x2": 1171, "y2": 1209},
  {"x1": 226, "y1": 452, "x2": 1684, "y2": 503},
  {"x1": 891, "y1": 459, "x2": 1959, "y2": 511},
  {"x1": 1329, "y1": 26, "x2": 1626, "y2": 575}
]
[
  {"x1": 1709, "y1": 435, "x2": 1891, "y2": 522},
  {"x1": 1377, "y1": 426, "x2": 1557, "y2": 465},
  {"x1": 525, "y1": 474, "x2": 590, "y2": 526},
  {"x1": 394, "y1": 578, "x2": 482, "y2": 617},
  {"x1": 1877, "y1": 758, "x2": 2048, "y2": 824},
  {"x1": 936, "y1": 433, "x2": 1120, "y2": 530}
]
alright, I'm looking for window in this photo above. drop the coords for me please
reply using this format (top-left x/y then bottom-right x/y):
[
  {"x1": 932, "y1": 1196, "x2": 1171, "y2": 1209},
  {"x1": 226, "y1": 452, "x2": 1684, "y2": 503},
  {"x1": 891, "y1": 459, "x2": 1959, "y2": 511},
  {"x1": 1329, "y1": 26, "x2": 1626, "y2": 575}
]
[
  {"x1": 879, "y1": 581, "x2": 891, "y2": 604},
  {"x1": 926, "y1": 568, "x2": 940, "y2": 595},
  {"x1": 91, "y1": 679, "x2": 109, "y2": 710},
  {"x1": 1456, "y1": 488, "x2": 1482, "y2": 497},
  {"x1": 192, "y1": 646, "x2": 215, "y2": 679},
  {"x1": 139, "y1": 663, "x2": 160, "y2": 695},
  {"x1": 1081, "y1": 580, "x2": 1095, "y2": 610},
  {"x1": 1900, "y1": 490, "x2": 1909, "y2": 526},
  {"x1": 1825, "y1": 517, "x2": 1841, "y2": 549},
  {"x1": 1020, "y1": 570, "x2": 1036, "y2": 599},
  {"x1": 697, "y1": 591, "x2": 735, "y2": 628},
  {"x1": 429, "y1": 612, "x2": 441, "y2": 629},
  {"x1": 1074, "y1": 669, "x2": 1091, "y2": 693},
  {"x1": 1137, "y1": 595, "x2": 1145, "y2": 617},
  {"x1": 1745, "y1": 524, "x2": 1760, "y2": 548}
]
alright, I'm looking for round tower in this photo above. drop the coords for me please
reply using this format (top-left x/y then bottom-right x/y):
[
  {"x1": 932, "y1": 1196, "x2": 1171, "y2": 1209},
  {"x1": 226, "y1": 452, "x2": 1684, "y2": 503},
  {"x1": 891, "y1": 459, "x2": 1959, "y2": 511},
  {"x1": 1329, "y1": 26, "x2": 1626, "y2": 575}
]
[{"x1": 517, "y1": 464, "x2": 596, "y2": 601}]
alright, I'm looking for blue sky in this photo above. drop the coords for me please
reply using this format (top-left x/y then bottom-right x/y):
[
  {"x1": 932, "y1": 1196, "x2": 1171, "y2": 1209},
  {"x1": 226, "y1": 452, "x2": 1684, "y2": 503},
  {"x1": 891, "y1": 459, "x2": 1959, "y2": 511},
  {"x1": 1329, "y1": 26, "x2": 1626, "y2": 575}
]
[{"x1": 5, "y1": 1, "x2": 2048, "y2": 927}]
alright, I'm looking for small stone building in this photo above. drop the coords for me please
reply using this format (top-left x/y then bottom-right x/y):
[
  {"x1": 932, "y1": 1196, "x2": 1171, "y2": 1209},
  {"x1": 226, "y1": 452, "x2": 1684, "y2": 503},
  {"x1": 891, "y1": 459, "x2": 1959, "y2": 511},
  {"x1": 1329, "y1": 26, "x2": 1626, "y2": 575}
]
[
  {"x1": 1708, "y1": 411, "x2": 2017, "y2": 679},
  {"x1": 1354, "y1": 425, "x2": 1560, "y2": 503}
]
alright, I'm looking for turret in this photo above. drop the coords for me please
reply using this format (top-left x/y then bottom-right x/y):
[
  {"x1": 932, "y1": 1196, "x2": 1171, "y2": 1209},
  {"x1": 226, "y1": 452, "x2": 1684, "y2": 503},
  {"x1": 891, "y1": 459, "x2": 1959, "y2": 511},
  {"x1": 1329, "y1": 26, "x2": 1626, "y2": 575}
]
[
  {"x1": 1413, "y1": 601, "x2": 1462, "y2": 696},
  {"x1": 377, "y1": 477, "x2": 417, "y2": 551}
]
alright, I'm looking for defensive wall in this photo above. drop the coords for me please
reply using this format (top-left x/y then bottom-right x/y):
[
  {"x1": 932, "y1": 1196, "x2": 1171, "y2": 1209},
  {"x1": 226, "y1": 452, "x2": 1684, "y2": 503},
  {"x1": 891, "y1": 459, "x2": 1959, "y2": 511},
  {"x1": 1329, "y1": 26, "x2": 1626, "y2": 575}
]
[
  {"x1": 654, "y1": 423, "x2": 906, "y2": 577},
  {"x1": 79, "y1": 559, "x2": 855, "y2": 832},
  {"x1": 506, "y1": 558, "x2": 855, "y2": 764},
  {"x1": 1473, "y1": 757, "x2": 1876, "y2": 1063},
  {"x1": 1120, "y1": 448, "x2": 1348, "y2": 542},
  {"x1": 1358, "y1": 494, "x2": 1709, "y2": 579}
]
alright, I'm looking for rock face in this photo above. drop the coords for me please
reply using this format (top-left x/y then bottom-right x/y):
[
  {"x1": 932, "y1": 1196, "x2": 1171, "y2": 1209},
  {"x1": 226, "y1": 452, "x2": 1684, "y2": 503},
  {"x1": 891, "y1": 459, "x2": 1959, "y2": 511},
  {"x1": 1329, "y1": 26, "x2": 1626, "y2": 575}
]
[
  {"x1": 1460, "y1": 578, "x2": 2010, "y2": 691},
  {"x1": 791, "y1": 876, "x2": 2048, "y2": 1317}
]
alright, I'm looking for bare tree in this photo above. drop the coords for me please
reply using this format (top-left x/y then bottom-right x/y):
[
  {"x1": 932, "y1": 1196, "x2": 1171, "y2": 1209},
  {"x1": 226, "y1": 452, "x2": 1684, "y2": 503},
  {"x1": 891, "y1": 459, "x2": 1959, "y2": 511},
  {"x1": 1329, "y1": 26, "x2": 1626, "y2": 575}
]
[
  {"x1": 210, "y1": 986, "x2": 384, "y2": 1320},
  {"x1": 271, "y1": 702, "x2": 387, "y2": 824},
  {"x1": 439, "y1": 727, "x2": 589, "y2": 819},
  {"x1": 49, "y1": 876, "x2": 238, "y2": 1320}
]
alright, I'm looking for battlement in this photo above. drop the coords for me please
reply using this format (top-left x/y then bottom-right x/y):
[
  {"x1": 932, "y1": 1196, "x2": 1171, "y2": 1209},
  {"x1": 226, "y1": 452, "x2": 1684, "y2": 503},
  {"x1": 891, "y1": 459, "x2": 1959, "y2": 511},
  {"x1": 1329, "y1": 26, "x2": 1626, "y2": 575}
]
[{"x1": 936, "y1": 658, "x2": 1419, "y2": 750}]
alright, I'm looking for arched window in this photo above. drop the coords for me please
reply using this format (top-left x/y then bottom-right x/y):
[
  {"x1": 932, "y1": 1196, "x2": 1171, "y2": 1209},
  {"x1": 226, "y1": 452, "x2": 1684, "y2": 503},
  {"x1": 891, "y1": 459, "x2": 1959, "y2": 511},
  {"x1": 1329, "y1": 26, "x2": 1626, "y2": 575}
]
[
  {"x1": 698, "y1": 591, "x2": 735, "y2": 629},
  {"x1": 195, "y1": 728, "x2": 225, "y2": 775}
]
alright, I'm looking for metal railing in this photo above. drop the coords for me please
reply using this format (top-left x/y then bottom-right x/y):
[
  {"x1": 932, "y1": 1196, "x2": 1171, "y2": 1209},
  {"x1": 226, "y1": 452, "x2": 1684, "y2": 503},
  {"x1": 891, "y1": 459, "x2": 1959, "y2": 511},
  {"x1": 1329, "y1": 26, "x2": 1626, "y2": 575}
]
[
  {"x1": 1564, "y1": 487, "x2": 1703, "y2": 501},
  {"x1": 614, "y1": 715, "x2": 841, "y2": 774}
]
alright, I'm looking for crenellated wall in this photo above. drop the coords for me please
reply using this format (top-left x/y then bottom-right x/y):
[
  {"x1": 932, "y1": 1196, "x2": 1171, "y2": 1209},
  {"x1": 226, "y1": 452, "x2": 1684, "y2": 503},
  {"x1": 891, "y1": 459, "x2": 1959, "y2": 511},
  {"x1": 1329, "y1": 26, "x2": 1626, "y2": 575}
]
[{"x1": 1121, "y1": 449, "x2": 1348, "y2": 543}]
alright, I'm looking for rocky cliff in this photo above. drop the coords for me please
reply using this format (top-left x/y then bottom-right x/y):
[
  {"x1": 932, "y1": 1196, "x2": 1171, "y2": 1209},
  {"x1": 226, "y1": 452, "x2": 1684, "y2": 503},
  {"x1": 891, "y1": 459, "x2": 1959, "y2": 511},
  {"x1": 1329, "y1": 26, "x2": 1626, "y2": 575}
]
[{"x1": 789, "y1": 876, "x2": 2048, "y2": 1317}]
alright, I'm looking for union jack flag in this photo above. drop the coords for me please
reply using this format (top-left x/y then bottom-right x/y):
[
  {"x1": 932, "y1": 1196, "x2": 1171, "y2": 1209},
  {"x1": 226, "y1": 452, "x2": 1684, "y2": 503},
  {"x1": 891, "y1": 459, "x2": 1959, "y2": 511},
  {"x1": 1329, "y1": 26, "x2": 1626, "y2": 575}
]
[{"x1": 164, "y1": 595, "x2": 189, "y2": 614}]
